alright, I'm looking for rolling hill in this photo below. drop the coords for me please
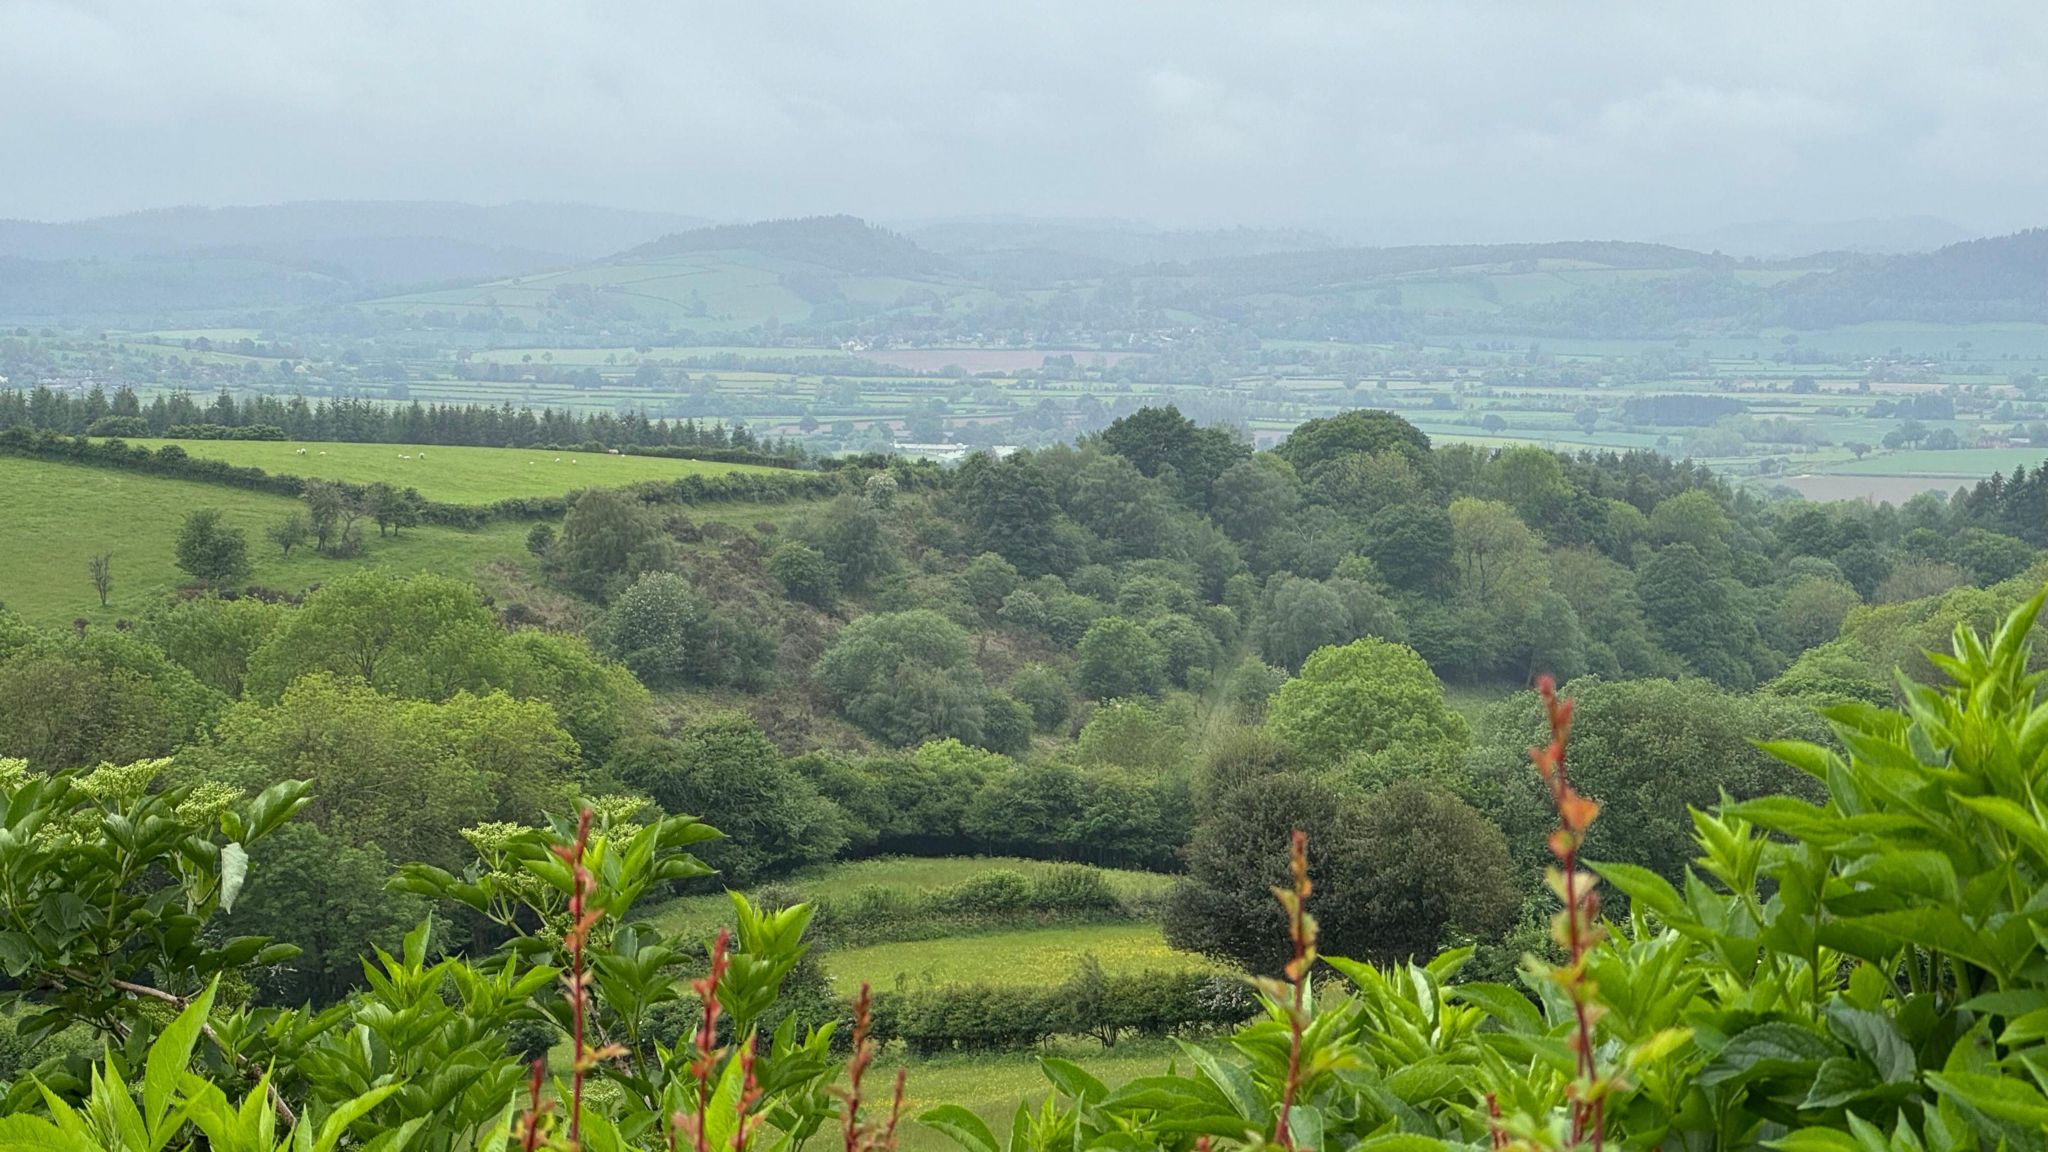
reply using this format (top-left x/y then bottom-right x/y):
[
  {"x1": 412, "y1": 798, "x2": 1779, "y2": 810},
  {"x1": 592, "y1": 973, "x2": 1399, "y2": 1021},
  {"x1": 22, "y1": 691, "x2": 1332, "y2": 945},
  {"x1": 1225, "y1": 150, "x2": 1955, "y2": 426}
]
[{"x1": 0, "y1": 201, "x2": 712, "y2": 321}]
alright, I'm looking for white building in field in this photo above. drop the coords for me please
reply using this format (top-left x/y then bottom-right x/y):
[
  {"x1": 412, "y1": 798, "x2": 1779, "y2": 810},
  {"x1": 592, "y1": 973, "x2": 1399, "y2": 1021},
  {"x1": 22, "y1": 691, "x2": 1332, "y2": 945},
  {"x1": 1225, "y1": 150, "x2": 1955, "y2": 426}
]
[{"x1": 892, "y1": 443, "x2": 1019, "y2": 464}]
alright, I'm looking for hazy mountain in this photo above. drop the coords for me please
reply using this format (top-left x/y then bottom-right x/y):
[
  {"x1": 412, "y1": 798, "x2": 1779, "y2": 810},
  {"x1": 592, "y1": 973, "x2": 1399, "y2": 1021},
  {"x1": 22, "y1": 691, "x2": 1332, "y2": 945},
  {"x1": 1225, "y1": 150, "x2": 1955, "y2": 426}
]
[
  {"x1": 905, "y1": 218, "x2": 1339, "y2": 266},
  {"x1": 0, "y1": 201, "x2": 712, "y2": 289},
  {"x1": 1769, "y1": 228, "x2": 2048, "y2": 326},
  {"x1": 619, "y1": 216, "x2": 954, "y2": 276},
  {"x1": 1657, "y1": 216, "x2": 1979, "y2": 259}
]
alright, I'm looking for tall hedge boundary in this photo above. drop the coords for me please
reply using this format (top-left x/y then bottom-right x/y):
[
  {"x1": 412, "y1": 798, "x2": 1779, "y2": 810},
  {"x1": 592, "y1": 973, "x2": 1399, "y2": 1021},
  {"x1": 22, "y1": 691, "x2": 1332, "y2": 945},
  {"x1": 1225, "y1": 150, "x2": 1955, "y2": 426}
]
[{"x1": 867, "y1": 967, "x2": 1254, "y2": 1054}]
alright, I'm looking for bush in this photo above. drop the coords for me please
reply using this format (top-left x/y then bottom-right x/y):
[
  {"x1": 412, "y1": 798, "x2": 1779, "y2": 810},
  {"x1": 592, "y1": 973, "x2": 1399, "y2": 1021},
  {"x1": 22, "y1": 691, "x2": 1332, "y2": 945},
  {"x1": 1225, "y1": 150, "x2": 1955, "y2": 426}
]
[
  {"x1": 767, "y1": 541, "x2": 839, "y2": 608},
  {"x1": 873, "y1": 967, "x2": 1252, "y2": 1055},
  {"x1": 552, "y1": 487, "x2": 675, "y2": 602},
  {"x1": 608, "y1": 715, "x2": 848, "y2": 885},
  {"x1": 1075, "y1": 616, "x2": 1166, "y2": 699},
  {"x1": 977, "y1": 691, "x2": 1034, "y2": 755},
  {"x1": 936, "y1": 869, "x2": 1034, "y2": 914},
  {"x1": 174, "y1": 509, "x2": 251, "y2": 587},
  {"x1": 86, "y1": 415, "x2": 148, "y2": 437},
  {"x1": 1165, "y1": 773, "x2": 1517, "y2": 973},
  {"x1": 1008, "y1": 663, "x2": 1072, "y2": 733},
  {"x1": 814, "y1": 611, "x2": 986, "y2": 747}
]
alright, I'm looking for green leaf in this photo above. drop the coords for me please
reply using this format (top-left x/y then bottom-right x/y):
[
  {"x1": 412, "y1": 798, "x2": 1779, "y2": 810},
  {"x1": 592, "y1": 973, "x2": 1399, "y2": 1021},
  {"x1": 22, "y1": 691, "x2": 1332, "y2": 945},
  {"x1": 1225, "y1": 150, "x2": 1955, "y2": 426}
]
[
  {"x1": 1285, "y1": 1104, "x2": 1324, "y2": 1151},
  {"x1": 1998, "y1": 1008, "x2": 2048, "y2": 1046},
  {"x1": 916, "y1": 1105, "x2": 999, "y2": 1152},
  {"x1": 1353, "y1": 1135, "x2": 1451, "y2": 1152},
  {"x1": 1826, "y1": 1001, "x2": 1916, "y2": 1082},
  {"x1": 1769, "y1": 1130, "x2": 1860, "y2": 1152},
  {"x1": 1840, "y1": 909, "x2": 2003, "y2": 977},
  {"x1": 1699, "y1": 1021, "x2": 1839, "y2": 1088},
  {"x1": 1386, "y1": 1063, "x2": 1465, "y2": 1104},
  {"x1": 1039, "y1": 1057, "x2": 1107, "y2": 1103},
  {"x1": 218, "y1": 842, "x2": 248, "y2": 914},
  {"x1": 1589, "y1": 861, "x2": 1687, "y2": 922},
  {"x1": 1952, "y1": 794, "x2": 2048, "y2": 865},
  {"x1": 1175, "y1": 1040, "x2": 1269, "y2": 1128},
  {"x1": 144, "y1": 979, "x2": 219, "y2": 1135},
  {"x1": 1927, "y1": 1070, "x2": 2048, "y2": 1126},
  {"x1": 312, "y1": 1083, "x2": 403, "y2": 1152},
  {"x1": 0, "y1": 1114, "x2": 100, "y2": 1152},
  {"x1": 1447, "y1": 982, "x2": 1544, "y2": 1035},
  {"x1": 1802, "y1": 1057, "x2": 1880, "y2": 1109},
  {"x1": 0, "y1": 932, "x2": 35, "y2": 978},
  {"x1": 1755, "y1": 739, "x2": 1842, "y2": 781}
]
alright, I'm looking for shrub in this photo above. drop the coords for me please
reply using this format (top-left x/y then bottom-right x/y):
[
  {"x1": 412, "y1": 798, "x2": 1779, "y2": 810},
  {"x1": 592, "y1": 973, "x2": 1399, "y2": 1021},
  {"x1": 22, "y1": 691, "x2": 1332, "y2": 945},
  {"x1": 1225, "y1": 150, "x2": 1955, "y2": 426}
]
[
  {"x1": 936, "y1": 869, "x2": 1034, "y2": 914},
  {"x1": 1074, "y1": 615, "x2": 1166, "y2": 699},
  {"x1": 767, "y1": 541, "x2": 839, "y2": 608},
  {"x1": 1008, "y1": 663, "x2": 1072, "y2": 733}
]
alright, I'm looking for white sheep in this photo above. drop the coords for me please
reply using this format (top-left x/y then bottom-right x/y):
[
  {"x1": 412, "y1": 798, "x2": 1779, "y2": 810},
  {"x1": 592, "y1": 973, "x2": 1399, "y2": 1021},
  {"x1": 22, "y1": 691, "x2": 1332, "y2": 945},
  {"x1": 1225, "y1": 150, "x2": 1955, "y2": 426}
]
[
  {"x1": 295, "y1": 447, "x2": 308, "y2": 456},
  {"x1": 399, "y1": 454, "x2": 411, "y2": 460},
  {"x1": 570, "y1": 459, "x2": 578, "y2": 465}
]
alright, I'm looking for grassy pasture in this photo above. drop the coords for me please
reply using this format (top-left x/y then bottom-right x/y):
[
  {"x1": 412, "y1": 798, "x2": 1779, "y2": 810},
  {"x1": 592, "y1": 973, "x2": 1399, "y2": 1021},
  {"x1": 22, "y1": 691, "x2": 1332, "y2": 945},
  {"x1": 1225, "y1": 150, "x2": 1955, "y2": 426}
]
[
  {"x1": 1815, "y1": 447, "x2": 2047, "y2": 478},
  {"x1": 109, "y1": 438, "x2": 780, "y2": 503},
  {"x1": 885, "y1": 1043, "x2": 1179, "y2": 1152},
  {"x1": 0, "y1": 456, "x2": 532, "y2": 627},
  {"x1": 823, "y1": 923, "x2": 1220, "y2": 993}
]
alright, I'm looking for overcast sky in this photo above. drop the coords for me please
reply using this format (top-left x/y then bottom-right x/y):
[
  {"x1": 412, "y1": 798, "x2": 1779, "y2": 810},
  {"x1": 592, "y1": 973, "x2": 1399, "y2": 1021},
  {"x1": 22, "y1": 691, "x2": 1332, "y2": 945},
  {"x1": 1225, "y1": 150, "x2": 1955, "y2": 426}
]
[{"x1": 5, "y1": 0, "x2": 2047, "y2": 241}]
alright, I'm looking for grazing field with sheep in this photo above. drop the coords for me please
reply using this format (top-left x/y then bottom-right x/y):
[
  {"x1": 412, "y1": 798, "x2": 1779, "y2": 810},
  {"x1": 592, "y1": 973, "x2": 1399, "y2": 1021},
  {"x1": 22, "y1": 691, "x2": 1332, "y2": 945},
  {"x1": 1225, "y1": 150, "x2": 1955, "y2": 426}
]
[{"x1": 103, "y1": 438, "x2": 785, "y2": 503}]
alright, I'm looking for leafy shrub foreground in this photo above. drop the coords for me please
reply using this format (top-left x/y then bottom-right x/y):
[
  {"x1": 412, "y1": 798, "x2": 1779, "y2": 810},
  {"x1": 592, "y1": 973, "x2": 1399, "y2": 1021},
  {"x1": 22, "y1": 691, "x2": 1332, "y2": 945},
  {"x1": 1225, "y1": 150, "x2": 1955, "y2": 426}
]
[{"x1": 2, "y1": 589, "x2": 2048, "y2": 1152}]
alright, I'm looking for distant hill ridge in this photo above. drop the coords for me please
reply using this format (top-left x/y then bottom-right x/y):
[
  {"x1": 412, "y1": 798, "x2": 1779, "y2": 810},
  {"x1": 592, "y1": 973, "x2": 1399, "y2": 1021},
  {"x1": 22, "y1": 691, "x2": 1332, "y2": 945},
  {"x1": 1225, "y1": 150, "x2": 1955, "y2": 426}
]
[{"x1": 619, "y1": 215, "x2": 954, "y2": 276}]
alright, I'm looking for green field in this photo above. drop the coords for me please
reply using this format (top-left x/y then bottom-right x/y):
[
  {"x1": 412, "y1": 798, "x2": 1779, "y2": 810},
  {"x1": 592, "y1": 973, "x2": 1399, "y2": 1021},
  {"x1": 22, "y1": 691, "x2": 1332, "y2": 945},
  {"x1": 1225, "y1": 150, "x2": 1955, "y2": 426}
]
[
  {"x1": 112, "y1": 438, "x2": 781, "y2": 503},
  {"x1": 0, "y1": 456, "x2": 533, "y2": 627},
  {"x1": 884, "y1": 1042, "x2": 1180, "y2": 1152},
  {"x1": 1813, "y1": 447, "x2": 2046, "y2": 478},
  {"x1": 823, "y1": 923, "x2": 1220, "y2": 993}
]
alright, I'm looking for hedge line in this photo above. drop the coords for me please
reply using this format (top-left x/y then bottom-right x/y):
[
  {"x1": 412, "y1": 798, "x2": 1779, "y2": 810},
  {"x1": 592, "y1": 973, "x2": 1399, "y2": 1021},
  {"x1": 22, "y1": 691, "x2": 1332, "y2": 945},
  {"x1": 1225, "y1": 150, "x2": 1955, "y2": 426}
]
[
  {"x1": 780, "y1": 865, "x2": 1164, "y2": 948},
  {"x1": 0, "y1": 427, "x2": 857, "y2": 526},
  {"x1": 620, "y1": 444, "x2": 804, "y2": 470},
  {"x1": 867, "y1": 967, "x2": 1253, "y2": 1054}
]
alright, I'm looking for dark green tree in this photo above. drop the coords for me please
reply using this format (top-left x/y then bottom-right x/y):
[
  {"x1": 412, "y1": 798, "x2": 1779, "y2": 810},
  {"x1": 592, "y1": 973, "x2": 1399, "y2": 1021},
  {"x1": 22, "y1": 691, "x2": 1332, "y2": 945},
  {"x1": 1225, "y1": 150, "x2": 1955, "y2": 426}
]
[
  {"x1": 174, "y1": 509, "x2": 250, "y2": 587},
  {"x1": 1274, "y1": 409, "x2": 1432, "y2": 475},
  {"x1": 553, "y1": 487, "x2": 675, "y2": 602},
  {"x1": 610, "y1": 714, "x2": 847, "y2": 885},
  {"x1": 1074, "y1": 616, "x2": 1167, "y2": 699}
]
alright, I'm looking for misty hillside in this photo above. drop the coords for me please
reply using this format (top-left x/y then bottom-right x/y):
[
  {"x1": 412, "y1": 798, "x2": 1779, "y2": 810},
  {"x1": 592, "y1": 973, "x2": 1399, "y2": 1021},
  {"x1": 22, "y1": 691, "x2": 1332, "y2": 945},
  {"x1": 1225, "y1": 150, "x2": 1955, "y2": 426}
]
[
  {"x1": 906, "y1": 219, "x2": 1340, "y2": 266},
  {"x1": 0, "y1": 201, "x2": 713, "y2": 318},
  {"x1": 1655, "y1": 216, "x2": 1978, "y2": 260},
  {"x1": 1769, "y1": 229, "x2": 2048, "y2": 327},
  {"x1": 0, "y1": 201, "x2": 709, "y2": 263},
  {"x1": 619, "y1": 216, "x2": 952, "y2": 276},
  {"x1": 11, "y1": 208, "x2": 2048, "y2": 341}
]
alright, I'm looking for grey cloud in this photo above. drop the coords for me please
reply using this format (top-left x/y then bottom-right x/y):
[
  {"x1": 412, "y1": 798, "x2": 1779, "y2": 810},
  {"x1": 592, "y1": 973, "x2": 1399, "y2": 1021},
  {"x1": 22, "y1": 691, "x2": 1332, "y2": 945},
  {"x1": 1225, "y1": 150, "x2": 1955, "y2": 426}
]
[{"x1": 2, "y1": 0, "x2": 2045, "y2": 239}]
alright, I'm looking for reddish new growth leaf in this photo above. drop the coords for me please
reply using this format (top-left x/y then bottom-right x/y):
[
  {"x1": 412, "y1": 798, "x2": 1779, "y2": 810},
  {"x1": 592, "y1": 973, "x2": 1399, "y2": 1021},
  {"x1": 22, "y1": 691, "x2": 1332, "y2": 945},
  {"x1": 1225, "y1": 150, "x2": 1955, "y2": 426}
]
[
  {"x1": 673, "y1": 928, "x2": 735, "y2": 1152},
  {"x1": 1273, "y1": 828, "x2": 1317, "y2": 1152},
  {"x1": 838, "y1": 984, "x2": 904, "y2": 1152},
  {"x1": 1527, "y1": 675, "x2": 1609, "y2": 1152}
]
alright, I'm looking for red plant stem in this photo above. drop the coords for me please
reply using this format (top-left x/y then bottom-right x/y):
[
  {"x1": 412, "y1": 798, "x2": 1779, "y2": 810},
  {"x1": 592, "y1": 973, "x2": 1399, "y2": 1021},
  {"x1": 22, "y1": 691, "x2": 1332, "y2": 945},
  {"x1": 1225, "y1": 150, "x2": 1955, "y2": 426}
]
[
  {"x1": 732, "y1": 1034, "x2": 762, "y2": 1152},
  {"x1": 881, "y1": 1068, "x2": 907, "y2": 1152},
  {"x1": 1275, "y1": 829, "x2": 1312, "y2": 1152},
  {"x1": 552, "y1": 808, "x2": 598, "y2": 1148},
  {"x1": 520, "y1": 1058, "x2": 547, "y2": 1152},
  {"x1": 693, "y1": 929, "x2": 733, "y2": 1152},
  {"x1": 1532, "y1": 675, "x2": 1601, "y2": 1152},
  {"x1": 843, "y1": 984, "x2": 874, "y2": 1152}
]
